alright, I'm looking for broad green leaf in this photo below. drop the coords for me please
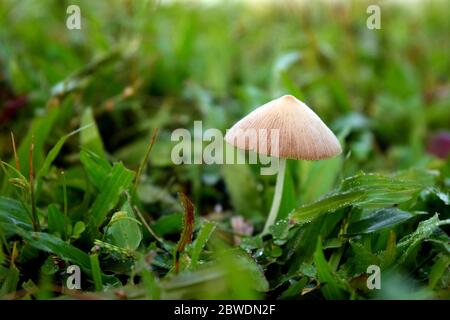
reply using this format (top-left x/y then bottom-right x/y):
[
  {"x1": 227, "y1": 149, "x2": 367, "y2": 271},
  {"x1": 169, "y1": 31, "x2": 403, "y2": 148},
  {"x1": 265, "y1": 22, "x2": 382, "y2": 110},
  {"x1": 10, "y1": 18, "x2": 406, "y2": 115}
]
[
  {"x1": 105, "y1": 201, "x2": 142, "y2": 251},
  {"x1": 89, "y1": 163, "x2": 135, "y2": 227},
  {"x1": 291, "y1": 190, "x2": 366, "y2": 223},
  {"x1": 340, "y1": 172, "x2": 428, "y2": 208},
  {"x1": 14, "y1": 228, "x2": 91, "y2": 273},
  {"x1": 290, "y1": 170, "x2": 434, "y2": 223},
  {"x1": 346, "y1": 208, "x2": 415, "y2": 235},
  {"x1": 394, "y1": 168, "x2": 437, "y2": 186}
]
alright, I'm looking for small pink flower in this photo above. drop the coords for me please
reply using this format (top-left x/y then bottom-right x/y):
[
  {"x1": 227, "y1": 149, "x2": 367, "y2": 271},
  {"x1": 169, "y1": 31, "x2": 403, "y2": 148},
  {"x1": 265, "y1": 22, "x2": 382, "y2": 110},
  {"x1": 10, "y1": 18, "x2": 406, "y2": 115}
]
[
  {"x1": 231, "y1": 216, "x2": 254, "y2": 245},
  {"x1": 427, "y1": 131, "x2": 450, "y2": 159}
]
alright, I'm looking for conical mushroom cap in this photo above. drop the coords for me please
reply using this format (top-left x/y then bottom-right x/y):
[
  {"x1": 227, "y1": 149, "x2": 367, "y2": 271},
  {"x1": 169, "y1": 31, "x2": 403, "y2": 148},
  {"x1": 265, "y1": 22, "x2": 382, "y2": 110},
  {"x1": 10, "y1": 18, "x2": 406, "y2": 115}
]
[{"x1": 225, "y1": 95, "x2": 342, "y2": 160}]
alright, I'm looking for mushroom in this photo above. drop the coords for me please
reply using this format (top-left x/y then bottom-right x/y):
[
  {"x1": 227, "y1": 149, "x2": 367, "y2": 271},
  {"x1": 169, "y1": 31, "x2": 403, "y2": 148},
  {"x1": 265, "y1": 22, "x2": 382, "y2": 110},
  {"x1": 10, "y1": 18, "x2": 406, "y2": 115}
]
[{"x1": 225, "y1": 95, "x2": 342, "y2": 235}]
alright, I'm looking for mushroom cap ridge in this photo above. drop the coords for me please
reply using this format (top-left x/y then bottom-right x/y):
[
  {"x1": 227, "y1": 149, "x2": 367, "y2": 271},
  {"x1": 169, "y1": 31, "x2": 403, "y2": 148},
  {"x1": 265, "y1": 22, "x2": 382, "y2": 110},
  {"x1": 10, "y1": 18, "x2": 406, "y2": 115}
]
[{"x1": 224, "y1": 95, "x2": 342, "y2": 160}]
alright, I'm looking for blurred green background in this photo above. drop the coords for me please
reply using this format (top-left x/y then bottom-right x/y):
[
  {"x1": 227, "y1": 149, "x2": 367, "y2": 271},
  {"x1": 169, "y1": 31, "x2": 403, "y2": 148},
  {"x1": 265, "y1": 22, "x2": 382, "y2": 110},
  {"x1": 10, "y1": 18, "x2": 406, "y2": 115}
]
[{"x1": 1, "y1": 0, "x2": 449, "y2": 217}]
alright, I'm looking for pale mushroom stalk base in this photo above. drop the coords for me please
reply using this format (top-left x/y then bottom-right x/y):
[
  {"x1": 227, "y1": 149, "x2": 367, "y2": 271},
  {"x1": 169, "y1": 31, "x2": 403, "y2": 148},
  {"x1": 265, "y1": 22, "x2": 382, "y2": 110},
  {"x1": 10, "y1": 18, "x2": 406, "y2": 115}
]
[{"x1": 262, "y1": 157, "x2": 286, "y2": 235}]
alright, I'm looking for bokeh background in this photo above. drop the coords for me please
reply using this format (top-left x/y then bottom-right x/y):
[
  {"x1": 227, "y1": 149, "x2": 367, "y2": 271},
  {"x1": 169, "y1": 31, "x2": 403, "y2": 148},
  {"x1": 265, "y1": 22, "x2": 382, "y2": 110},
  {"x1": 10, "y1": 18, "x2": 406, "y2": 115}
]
[{"x1": 1, "y1": 0, "x2": 448, "y2": 215}]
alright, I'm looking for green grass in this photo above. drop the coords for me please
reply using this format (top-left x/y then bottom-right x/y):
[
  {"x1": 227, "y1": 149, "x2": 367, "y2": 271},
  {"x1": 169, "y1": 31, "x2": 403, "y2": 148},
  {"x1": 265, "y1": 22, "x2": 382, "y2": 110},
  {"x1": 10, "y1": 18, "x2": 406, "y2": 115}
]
[{"x1": 0, "y1": 0, "x2": 449, "y2": 300}]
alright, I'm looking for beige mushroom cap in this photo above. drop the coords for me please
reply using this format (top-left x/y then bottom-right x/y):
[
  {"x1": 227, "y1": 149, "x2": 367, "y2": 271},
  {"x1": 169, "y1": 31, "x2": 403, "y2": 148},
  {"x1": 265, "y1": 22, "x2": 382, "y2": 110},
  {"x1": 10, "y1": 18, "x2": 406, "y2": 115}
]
[{"x1": 225, "y1": 95, "x2": 342, "y2": 160}]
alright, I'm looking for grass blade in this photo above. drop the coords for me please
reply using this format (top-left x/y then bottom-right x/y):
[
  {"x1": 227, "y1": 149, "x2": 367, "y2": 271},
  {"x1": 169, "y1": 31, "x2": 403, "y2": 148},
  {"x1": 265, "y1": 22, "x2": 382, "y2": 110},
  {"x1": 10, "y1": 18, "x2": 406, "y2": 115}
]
[
  {"x1": 190, "y1": 220, "x2": 216, "y2": 270},
  {"x1": 80, "y1": 108, "x2": 106, "y2": 158},
  {"x1": 89, "y1": 254, "x2": 103, "y2": 292},
  {"x1": 90, "y1": 163, "x2": 134, "y2": 227},
  {"x1": 313, "y1": 239, "x2": 347, "y2": 300}
]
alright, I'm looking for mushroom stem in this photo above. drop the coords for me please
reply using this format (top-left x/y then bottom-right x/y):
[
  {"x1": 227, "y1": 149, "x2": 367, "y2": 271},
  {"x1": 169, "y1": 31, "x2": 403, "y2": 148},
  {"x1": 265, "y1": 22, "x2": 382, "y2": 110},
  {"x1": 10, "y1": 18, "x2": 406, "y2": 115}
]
[{"x1": 262, "y1": 157, "x2": 286, "y2": 235}]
